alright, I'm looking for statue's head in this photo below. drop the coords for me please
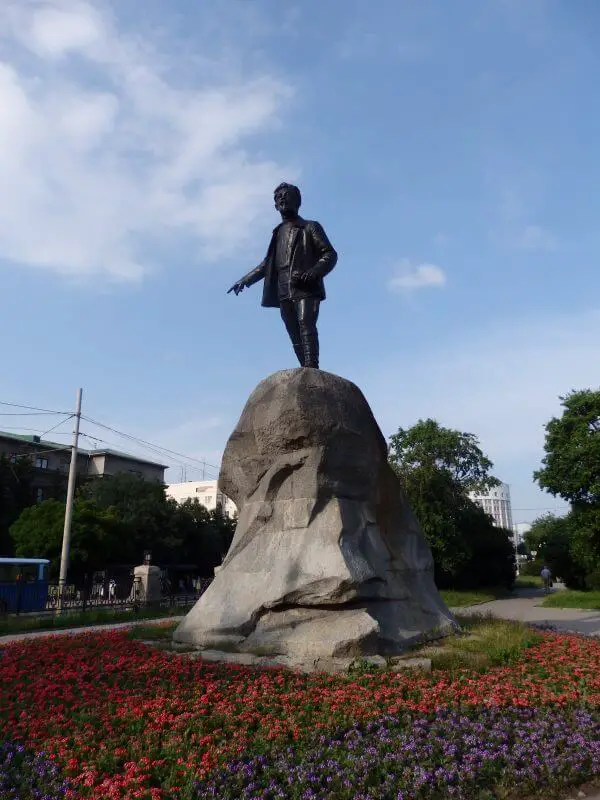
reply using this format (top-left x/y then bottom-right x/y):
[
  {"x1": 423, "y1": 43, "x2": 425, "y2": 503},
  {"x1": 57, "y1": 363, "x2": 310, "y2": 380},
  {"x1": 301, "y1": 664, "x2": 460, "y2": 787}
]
[{"x1": 274, "y1": 182, "x2": 301, "y2": 218}]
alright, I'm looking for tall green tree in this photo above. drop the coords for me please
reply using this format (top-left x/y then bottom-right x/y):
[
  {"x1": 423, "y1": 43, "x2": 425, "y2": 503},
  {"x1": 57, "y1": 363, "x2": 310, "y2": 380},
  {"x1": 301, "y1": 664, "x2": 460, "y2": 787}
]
[
  {"x1": 389, "y1": 419, "x2": 500, "y2": 493},
  {"x1": 534, "y1": 389, "x2": 600, "y2": 506},
  {"x1": 10, "y1": 498, "x2": 122, "y2": 581},
  {"x1": 389, "y1": 420, "x2": 513, "y2": 588},
  {"x1": 524, "y1": 512, "x2": 587, "y2": 590},
  {"x1": 0, "y1": 455, "x2": 35, "y2": 556},
  {"x1": 533, "y1": 390, "x2": 600, "y2": 589},
  {"x1": 175, "y1": 500, "x2": 236, "y2": 575},
  {"x1": 78, "y1": 473, "x2": 181, "y2": 565}
]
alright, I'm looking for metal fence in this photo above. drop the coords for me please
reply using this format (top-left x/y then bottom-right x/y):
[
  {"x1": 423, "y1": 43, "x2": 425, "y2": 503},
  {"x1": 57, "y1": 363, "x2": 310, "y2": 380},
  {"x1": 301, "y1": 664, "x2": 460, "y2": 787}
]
[{"x1": 0, "y1": 577, "x2": 213, "y2": 617}]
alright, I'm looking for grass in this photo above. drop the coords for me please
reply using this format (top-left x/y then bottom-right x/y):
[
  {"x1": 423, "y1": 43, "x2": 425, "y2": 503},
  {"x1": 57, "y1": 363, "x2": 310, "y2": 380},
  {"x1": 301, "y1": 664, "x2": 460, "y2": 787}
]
[
  {"x1": 515, "y1": 575, "x2": 544, "y2": 589},
  {"x1": 0, "y1": 605, "x2": 188, "y2": 637},
  {"x1": 541, "y1": 590, "x2": 600, "y2": 610},
  {"x1": 413, "y1": 613, "x2": 543, "y2": 672},
  {"x1": 127, "y1": 620, "x2": 179, "y2": 641},
  {"x1": 134, "y1": 614, "x2": 541, "y2": 677},
  {"x1": 439, "y1": 587, "x2": 510, "y2": 607}
]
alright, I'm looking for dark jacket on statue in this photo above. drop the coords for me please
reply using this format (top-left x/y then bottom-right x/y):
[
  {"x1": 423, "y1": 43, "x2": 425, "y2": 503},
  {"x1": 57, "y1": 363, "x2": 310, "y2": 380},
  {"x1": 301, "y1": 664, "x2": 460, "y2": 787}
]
[{"x1": 241, "y1": 216, "x2": 338, "y2": 308}]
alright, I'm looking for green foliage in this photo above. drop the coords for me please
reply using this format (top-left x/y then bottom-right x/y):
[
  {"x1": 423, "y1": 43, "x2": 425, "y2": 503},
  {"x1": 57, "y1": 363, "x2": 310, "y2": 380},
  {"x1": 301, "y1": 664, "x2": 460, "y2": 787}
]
[
  {"x1": 8, "y1": 473, "x2": 237, "y2": 582},
  {"x1": 78, "y1": 473, "x2": 180, "y2": 565},
  {"x1": 389, "y1": 420, "x2": 514, "y2": 589},
  {"x1": 0, "y1": 455, "x2": 35, "y2": 555},
  {"x1": 419, "y1": 614, "x2": 542, "y2": 673},
  {"x1": 534, "y1": 389, "x2": 600, "y2": 505},
  {"x1": 540, "y1": 590, "x2": 600, "y2": 610},
  {"x1": 389, "y1": 419, "x2": 500, "y2": 494},
  {"x1": 10, "y1": 498, "x2": 122, "y2": 581},
  {"x1": 519, "y1": 559, "x2": 544, "y2": 577},
  {"x1": 439, "y1": 589, "x2": 506, "y2": 607},
  {"x1": 0, "y1": 605, "x2": 186, "y2": 637},
  {"x1": 524, "y1": 513, "x2": 588, "y2": 590}
]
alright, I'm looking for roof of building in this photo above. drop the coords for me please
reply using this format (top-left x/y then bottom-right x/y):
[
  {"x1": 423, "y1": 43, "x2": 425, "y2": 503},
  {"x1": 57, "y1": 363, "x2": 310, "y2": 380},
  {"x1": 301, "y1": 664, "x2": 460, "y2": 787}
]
[
  {"x1": 89, "y1": 449, "x2": 168, "y2": 469},
  {"x1": 0, "y1": 432, "x2": 167, "y2": 469},
  {"x1": 0, "y1": 431, "x2": 72, "y2": 452}
]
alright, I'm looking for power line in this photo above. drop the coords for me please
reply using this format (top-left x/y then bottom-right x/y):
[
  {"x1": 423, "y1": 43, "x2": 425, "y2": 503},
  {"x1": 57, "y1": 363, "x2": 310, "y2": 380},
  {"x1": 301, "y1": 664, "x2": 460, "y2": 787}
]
[
  {"x1": 0, "y1": 400, "x2": 69, "y2": 414},
  {"x1": 79, "y1": 431, "x2": 219, "y2": 479},
  {"x1": 40, "y1": 415, "x2": 74, "y2": 439},
  {"x1": 0, "y1": 411, "x2": 68, "y2": 417},
  {"x1": 80, "y1": 415, "x2": 221, "y2": 472}
]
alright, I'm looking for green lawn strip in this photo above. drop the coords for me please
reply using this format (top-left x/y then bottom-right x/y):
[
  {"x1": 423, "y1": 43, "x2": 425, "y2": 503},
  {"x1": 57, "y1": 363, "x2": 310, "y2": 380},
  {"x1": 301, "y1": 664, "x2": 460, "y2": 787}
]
[
  {"x1": 127, "y1": 621, "x2": 179, "y2": 640},
  {"x1": 440, "y1": 587, "x2": 510, "y2": 607},
  {"x1": 514, "y1": 575, "x2": 544, "y2": 589},
  {"x1": 0, "y1": 605, "x2": 188, "y2": 637},
  {"x1": 540, "y1": 590, "x2": 600, "y2": 610}
]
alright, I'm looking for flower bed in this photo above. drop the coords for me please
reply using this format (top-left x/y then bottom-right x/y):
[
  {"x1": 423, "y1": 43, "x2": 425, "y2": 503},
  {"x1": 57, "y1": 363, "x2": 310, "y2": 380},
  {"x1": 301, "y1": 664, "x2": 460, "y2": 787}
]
[{"x1": 1, "y1": 630, "x2": 599, "y2": 799}]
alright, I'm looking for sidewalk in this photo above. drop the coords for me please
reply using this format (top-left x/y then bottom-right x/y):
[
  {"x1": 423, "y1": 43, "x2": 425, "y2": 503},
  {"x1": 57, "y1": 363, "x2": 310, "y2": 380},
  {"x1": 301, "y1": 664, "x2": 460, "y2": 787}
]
[
  {"x1": 0, "y1": 615, "x2": 184, "y2": 645},
  {"x1": 455, "y1": 588, "x2": 600, "y2": 636}
]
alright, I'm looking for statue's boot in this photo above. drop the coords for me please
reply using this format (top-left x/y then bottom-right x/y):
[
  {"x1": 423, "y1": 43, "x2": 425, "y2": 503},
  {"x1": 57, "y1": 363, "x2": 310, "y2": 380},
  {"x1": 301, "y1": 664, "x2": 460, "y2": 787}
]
[
  {"x1": 292, "y1": 342, "x2": 304, "y2": 366},
  {"x1": 301, "y1": 331, "x2": 319, "y2": 369}
]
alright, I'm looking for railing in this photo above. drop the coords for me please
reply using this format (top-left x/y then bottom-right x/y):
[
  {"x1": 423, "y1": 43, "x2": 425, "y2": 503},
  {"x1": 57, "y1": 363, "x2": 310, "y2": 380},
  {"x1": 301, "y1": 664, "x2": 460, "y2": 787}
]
[{"x1": 0, "y1": 578, "x2": 213, "y2": 617}]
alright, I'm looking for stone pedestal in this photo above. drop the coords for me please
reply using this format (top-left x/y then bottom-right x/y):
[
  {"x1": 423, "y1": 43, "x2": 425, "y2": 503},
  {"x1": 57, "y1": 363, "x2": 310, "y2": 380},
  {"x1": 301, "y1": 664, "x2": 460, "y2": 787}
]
[
  {"x1": 132, "y1": 564, "x2": 162, "y2": 603},
  {"x1": 173, "y1": 368, "x2": 456, "y2": 666}
]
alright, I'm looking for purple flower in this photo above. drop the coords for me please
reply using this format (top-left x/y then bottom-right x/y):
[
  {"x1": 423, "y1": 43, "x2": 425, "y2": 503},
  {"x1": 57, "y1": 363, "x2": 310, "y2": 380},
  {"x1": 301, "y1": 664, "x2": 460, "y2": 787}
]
[{"x1": 195, "y1": 706, "x2": 600, "y2": 800}]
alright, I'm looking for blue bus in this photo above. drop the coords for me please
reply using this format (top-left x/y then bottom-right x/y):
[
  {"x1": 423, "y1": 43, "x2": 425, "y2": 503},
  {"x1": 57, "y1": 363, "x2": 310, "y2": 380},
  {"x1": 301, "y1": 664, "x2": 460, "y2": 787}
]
[{"x1": 0, "y1": 558, "x2": 50, "y2": 613}]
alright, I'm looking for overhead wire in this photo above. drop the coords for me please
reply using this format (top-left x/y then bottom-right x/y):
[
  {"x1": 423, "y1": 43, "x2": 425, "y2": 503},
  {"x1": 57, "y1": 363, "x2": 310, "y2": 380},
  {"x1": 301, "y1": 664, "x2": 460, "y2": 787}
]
[
  {"x1": 80, "y1": 415, "x2": 220, "y2": 472},
  {"x1": 0, "y1": 401, "x2": 69, "y2": 414},
  {"x1": 40, "y1": 415, "x2": 74, "y2": 439},
  {"x1": 79, "y1": 431, "x2": 219, "y2": 480}
]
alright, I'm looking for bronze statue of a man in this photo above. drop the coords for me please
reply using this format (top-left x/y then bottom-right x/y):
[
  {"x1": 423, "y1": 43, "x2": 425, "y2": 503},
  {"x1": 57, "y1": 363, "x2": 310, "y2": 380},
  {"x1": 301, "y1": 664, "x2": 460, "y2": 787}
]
[{"x1": 228, "y1": 183, "x2": 337, "y2": 369}]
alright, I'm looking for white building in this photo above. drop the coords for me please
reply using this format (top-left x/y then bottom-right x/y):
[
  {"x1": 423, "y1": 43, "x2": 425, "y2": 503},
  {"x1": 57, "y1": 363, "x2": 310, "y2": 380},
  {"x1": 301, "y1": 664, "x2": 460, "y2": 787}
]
[
  {"x1": 469, "y1": 482, "x2": 514, "y2": 531},
  {"x1": 166, "y1": 480, "x2": 237, "y2": 518}
]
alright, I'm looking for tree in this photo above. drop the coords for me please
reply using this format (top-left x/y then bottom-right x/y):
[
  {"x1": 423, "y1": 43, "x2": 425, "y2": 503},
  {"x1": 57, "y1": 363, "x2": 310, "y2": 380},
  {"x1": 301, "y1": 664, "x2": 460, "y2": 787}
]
[
  {"x1": 389, "y1": 419, "x2": 499, "y2": 493},
  {"x1": 0, "y1": 455, "x2": 35, "y2": 555},
  {"x1": 175, "y1": 500, "x2": 236, "y2": 576},
  {"x1": 389, "y1": 420, "x2": 513, "y2": 589},
  {"x1": 534, "y1": 389, "x2": 600, "y2": 506},
  {"x1": 78, "y1": 474, "x2": 181, "y2": 566},
  {"x1": 524, "y1": 513, "x2": 587, "y2": 590},
  {"x1": 10, "y1": 498, "x2": 122, "y2": 582},
  {"x1": 78, "y1": 473, "x2": 237, "y2": 574}
]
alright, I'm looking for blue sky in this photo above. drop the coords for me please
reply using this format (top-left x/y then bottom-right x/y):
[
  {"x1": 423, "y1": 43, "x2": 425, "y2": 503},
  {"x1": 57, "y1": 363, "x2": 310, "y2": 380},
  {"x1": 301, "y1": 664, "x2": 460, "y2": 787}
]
[{"x1": 1, "y1": 0, "x2": 599, "y2": 524}]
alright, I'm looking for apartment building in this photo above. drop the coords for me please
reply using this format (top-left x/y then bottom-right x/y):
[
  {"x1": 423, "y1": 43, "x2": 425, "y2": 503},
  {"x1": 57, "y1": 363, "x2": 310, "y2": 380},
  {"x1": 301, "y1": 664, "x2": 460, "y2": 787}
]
[
  {"x1": 0, "y1": 431, "x2": 167, "y2": 502},
  {"x1": 166, "y1": 480, "x2": 237, "y2": 518},
  {"x1": 468, "y1": 482, "x2": 514, "y2": 530}
]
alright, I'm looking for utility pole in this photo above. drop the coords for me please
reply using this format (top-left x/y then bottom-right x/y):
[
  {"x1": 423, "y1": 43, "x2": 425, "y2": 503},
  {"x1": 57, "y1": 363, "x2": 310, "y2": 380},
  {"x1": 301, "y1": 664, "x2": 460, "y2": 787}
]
[{"x1": 58, "y1": 388, "x2": 83, "y2": 609}]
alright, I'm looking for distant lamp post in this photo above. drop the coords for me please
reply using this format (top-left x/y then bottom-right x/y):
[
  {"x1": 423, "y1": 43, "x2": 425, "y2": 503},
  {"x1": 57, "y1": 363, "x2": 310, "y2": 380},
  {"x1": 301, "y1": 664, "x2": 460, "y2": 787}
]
[{"x1": 143, "y1": 550, "x2": 152, "y2": 566}]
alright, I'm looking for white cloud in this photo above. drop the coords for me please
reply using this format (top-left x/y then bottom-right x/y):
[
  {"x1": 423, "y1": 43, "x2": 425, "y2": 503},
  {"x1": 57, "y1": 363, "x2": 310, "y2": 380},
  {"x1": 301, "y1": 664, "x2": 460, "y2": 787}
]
[
  {"x1": 0, "y1": 0, "x2": 294, "y2": 281},
  {"x1": 388, "y1": 260, "x2": 447, "y2": 292},
  {"x1": 513, "y1": 224, "x2": 556, "y2": 251}
]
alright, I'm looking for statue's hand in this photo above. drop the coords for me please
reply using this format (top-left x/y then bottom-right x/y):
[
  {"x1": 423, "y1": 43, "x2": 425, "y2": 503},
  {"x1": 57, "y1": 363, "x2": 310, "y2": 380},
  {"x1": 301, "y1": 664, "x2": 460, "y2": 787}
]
[
  {"x1": 227, "y1": 280, "x2": 246, "y2": 295},
  {"x1": 299, "y1": 269, "x2": 318, "y2": 285}
]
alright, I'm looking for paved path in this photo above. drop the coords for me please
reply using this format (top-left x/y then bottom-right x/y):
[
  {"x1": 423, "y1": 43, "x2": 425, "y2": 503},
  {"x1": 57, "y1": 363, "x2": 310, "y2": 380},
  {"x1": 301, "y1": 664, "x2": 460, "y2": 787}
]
[
  {"x1": 454, "y1": 587, "x2": 600, "y2": 636},
  {"x1": 0, "y1": 616, "x2": 184, "y2": 645}
]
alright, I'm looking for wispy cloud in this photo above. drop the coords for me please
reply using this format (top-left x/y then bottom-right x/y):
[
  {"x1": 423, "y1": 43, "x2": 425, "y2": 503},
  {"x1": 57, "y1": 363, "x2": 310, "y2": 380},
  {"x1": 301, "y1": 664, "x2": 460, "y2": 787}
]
[
  {"x1": 388, "y1": 259, "x2": 447, "y2": 293},
  {"x1": 512, "y1": 224, "x2": 556, "y2": 251},
  {"x1": 0, "y1": 0, "x2": 294, "y2": 282}
]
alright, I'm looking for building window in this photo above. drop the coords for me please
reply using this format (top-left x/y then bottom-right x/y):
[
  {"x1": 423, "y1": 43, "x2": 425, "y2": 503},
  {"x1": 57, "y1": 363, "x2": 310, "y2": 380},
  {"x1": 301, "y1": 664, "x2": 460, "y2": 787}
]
[{"x1": 35, "y1": 457, "x2": 49, "y2": 470}]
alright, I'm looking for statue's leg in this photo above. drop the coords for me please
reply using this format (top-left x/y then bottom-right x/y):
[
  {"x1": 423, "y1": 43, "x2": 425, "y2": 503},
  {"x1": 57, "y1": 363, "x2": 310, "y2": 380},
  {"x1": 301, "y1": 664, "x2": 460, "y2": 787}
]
[
  {"x1": 279, "y1": 300, "x2": 303, "y2": 366},
  {"x1": 297, "y1": 298, "x2": 320, "y2": 368}
]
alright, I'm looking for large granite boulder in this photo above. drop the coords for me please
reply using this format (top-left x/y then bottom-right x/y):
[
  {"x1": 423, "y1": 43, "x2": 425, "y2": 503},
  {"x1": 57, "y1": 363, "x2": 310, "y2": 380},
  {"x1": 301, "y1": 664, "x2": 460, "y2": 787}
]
[{"x1": 173, "y1": 369, "x2": 455, "y2": 663}]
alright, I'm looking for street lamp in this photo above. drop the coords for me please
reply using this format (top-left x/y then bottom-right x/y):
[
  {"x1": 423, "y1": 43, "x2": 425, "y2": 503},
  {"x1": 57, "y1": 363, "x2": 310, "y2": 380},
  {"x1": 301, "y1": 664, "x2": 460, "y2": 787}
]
[{"x1": 143, "y1": 550, "x2": 152, "y2": 566}]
